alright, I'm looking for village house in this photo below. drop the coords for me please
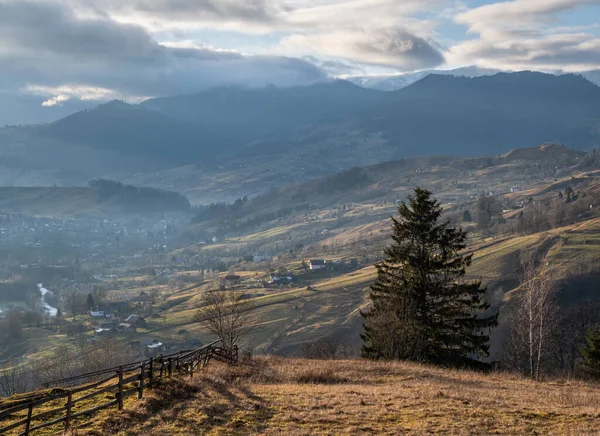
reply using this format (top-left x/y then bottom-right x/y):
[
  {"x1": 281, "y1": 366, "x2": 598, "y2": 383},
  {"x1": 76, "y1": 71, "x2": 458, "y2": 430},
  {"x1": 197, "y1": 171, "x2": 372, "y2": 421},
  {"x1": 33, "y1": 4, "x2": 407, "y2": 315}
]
[
  {"x1": 117, "y1": 323, "x2": 137, "y2": 333},
  {"x1": 100, "y1": 320, "x2": 118, "y2": 330},
  {"x1": 309, "y1": 259, "x2": 327, "y2": 271},
  {"x1": 124, "y1": 314, "x2": 146, "y2": 327}
]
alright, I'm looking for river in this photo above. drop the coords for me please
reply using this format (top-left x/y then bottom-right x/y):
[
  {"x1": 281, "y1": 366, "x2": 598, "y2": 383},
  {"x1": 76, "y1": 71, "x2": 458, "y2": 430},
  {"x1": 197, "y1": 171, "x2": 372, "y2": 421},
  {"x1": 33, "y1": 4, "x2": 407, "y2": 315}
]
[{"x1": 37, "y1": 283, "x2": 58, "y2": 316}]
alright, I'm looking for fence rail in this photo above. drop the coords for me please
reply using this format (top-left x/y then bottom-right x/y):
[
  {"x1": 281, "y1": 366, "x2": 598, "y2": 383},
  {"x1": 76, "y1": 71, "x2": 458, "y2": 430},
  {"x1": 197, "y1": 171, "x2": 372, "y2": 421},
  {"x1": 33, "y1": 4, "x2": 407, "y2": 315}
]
[{"x1": 0, "y1": 340, "x2": 237, "y2": 435}]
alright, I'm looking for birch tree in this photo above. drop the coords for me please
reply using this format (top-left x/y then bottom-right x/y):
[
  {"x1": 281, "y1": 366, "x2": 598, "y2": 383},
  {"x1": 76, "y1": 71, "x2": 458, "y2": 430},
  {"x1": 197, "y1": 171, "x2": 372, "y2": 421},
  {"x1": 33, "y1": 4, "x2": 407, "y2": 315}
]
[{"x1": 505, "y1": 259, "x2": 558, "y2": 380}]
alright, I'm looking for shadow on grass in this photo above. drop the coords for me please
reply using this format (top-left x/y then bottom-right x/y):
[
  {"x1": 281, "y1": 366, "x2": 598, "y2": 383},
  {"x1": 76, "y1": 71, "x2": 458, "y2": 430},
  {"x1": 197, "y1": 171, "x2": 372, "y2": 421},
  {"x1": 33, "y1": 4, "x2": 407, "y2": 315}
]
[{"x1": 77, "y1": 374, "x2": 275, "y2": 435}]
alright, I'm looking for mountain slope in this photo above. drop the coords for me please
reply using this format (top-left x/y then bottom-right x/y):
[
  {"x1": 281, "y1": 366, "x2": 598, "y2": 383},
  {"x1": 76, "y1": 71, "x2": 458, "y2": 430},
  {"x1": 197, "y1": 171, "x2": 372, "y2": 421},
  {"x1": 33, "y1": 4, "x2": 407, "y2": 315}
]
[
  {"x1": 358, "y1": 72, "x2": 600, "y2": 156},
  {"x1": 1, "y1": 72, "x2": 599, "y2": 194},
  {"x1": 40, "y1": 101, "x2": 204, "y2": 164},
  {"x1": 141, "y1": 80, "x2": 387, "y2": 153}
]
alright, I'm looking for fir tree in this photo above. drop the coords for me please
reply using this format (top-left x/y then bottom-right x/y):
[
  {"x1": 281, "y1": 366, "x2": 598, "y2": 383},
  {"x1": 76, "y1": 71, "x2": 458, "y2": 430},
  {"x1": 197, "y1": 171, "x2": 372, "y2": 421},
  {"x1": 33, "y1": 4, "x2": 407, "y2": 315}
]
[
  {"x1": 582, "y1": 326, "x2": 600, "y2": 376},
  {"x1": 86, "y1": 293, "x2": 95, "y2": 311},
  {"x1": 361, "y1": 187, "x2": 498, "y2": 369}
]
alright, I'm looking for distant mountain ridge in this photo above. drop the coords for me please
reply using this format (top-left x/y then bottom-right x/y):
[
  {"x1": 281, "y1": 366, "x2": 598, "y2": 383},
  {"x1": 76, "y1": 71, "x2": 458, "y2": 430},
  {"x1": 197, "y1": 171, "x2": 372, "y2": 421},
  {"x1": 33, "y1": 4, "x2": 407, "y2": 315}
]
[
  {"x1": 0, "y1": 71, "x2": 598, "y2": 195},
  {"x1": 343, "y1": 67, "x2": 600, "y2": 91},
  {"x1": 342, "y1": 66, "x2": 501, "y2": 91}
]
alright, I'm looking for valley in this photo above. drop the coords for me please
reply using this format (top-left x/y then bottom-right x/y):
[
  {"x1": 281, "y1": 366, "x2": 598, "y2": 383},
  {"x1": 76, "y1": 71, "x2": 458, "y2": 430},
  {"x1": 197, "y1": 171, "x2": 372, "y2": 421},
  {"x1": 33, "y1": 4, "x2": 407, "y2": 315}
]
[{"x1": 2, "y1": 140, "x2": 600, "y2": 386}]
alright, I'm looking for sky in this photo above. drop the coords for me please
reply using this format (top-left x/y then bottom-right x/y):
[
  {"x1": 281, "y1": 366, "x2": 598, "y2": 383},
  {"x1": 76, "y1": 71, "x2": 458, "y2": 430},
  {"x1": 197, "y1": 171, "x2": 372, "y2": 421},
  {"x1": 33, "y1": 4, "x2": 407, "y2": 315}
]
[{"x1": 0, "y1": 0, "x2": 599, "y2": 108}]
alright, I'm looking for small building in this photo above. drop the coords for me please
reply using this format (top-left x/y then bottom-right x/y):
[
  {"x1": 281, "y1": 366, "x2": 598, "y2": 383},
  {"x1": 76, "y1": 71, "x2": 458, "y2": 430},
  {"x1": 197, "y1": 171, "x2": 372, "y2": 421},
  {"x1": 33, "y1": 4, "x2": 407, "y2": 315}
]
[
  {"x1": 89, "y1": 311, "x2": 105, "y2": 318},
  {"x1": 117, "y1": 323, "x2": 137, "y2": 333},
  {"x1": 309, "y1": 259, "x2": 326, "y2": 271},
  {"x1": 100, "y1": 321, "x2": 117, "y2": 330},
  {"x1": 146, "y1": 340, "x2": 165, "y2": 356},
  {"x1": 125, "y1": 314, "x2": 146, "y2": 327}
]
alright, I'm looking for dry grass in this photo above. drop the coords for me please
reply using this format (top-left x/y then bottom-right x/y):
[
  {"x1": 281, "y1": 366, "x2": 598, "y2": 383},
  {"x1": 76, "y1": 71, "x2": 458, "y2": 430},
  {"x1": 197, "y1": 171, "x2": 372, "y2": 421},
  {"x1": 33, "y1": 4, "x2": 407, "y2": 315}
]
[{"x1": 75, "y1": 358, "x2": 600, "y2": 435}]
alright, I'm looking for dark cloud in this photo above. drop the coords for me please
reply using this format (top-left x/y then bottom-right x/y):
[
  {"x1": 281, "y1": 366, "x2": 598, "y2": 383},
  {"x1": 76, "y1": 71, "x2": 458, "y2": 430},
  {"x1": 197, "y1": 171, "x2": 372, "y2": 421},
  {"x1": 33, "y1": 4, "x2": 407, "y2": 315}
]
[
  {"x1": 353, "y1": 28, "x2": 445, "y2": 70},
  {"x1": 0, "y1": 1, "x2": 325, "y2": 101}
]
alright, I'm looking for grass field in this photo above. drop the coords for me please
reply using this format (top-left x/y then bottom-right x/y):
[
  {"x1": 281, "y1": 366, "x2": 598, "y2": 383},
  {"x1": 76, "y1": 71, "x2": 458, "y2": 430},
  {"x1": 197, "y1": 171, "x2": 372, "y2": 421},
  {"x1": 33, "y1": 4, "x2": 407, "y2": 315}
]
[{"x1": 76, "y1": 357, "x2": 600, "y2": 435}]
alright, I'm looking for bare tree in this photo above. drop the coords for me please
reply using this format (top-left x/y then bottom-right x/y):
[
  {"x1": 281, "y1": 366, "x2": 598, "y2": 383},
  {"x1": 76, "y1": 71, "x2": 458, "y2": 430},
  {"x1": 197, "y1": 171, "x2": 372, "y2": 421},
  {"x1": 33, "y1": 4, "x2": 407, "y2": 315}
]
[
  {"x1": 505, "y1": 259, "x2": 559, "y2": 380},
  {"x1": 0, "y1": 360, "x2": 31, "y2": 396},
  {"x1": 194, "y1": 289, "x2": 254, "y2": 350},
  {"x1": 31, "y1": 339, "x2": 134, "y2": 387},
  {"x1": 66, "y1": 291, "x2": 87, "y2": 320}
]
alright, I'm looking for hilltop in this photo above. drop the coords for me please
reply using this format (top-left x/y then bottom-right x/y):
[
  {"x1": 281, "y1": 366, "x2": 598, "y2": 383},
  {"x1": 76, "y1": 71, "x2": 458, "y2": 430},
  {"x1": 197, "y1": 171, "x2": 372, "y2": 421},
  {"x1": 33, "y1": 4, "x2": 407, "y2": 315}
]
[
  {"x1": 79, "y1": 358, "x2": 600, "y2": 435},
  {"x1": 0, "y1": 181, "x2": 190, "y2": 218}
]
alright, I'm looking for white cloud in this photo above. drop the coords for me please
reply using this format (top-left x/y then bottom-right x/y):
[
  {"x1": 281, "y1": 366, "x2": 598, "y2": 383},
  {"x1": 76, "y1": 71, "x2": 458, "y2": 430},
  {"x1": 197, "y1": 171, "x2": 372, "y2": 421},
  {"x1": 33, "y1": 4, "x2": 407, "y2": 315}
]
[
  {"x1": 282, "y1": 27, "x2": 445, "y2": 71},
  {"x1": 70, "y1": 0, "x2": 446, "y2": 70},
  {"x1": 450, "y1": 0, "x2": 600, "y2": 71},
  {"x1": 41, "y1": 95, "x2": 70, "y2": 107}
]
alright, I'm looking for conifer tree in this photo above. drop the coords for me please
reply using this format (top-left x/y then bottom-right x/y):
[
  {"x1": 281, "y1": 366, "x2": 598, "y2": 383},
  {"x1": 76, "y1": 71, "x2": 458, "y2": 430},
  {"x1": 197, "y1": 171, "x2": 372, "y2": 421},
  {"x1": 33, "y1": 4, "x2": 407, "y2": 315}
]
[
  {"x1": 86, "y1": 293, "x2": 95, "y2": 311},
  {"x1": 582, "y1": 326, "x2": 600, "y2": 376},
  {"x1": 361, "y1": 187, "x2": 498, "y2": 369}
]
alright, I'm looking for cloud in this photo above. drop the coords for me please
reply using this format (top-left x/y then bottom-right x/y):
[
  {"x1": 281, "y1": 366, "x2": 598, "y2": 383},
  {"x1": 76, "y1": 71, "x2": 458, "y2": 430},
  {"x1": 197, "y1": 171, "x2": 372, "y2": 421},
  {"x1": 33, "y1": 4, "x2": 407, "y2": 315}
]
[
  {"x1": 112, "y1": 0, "x2": 281, "y2": 23},
  {"x1": 282, "y1": 28, "x2": 445, "y2": 71},
  {"x1": 450, "y1": 0, "x2": 600, "y2": 71},
  {"x1": 28, "y1": 85, "x2": 136, "y2": 103},
  {"x1": 75, "y1": 0, "x2": 446, "y2": 68},
  {"x1": 0, "y1": 0, "x2": 326, "y2": 103},
  {"x1": 41, "y1": 95, "x2": 70, "y2": 107}
]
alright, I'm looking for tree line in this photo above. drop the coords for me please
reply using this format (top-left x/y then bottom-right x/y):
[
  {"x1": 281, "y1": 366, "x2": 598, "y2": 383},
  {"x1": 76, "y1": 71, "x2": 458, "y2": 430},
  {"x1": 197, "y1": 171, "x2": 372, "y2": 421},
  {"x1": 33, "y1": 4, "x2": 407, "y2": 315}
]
[{"x1": 89, "y1": 179, "x2": 191, "y2": 212}]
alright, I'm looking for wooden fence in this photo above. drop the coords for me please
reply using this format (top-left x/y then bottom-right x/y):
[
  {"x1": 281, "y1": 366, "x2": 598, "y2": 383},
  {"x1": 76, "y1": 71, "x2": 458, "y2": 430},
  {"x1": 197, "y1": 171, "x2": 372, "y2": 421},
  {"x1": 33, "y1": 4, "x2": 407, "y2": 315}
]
[{"x1": 0, "y1": 340, "x2": 238, "y2": 435}]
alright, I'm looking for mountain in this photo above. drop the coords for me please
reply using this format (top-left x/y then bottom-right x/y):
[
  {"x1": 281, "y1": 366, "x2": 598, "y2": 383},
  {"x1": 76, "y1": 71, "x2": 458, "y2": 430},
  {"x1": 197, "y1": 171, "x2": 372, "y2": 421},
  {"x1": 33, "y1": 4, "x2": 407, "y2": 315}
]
[
  {"x1": 140, "y1": 80, "x2": 386, "y2": 153},
  {"x1": 357, "y1": 72, "x2": 600, "y2": 156},
  {"x1": 343, "y1": 66, "x2": 501, "y2": 91},
  {"x1": 39, "y1": 100, "x2": 204, "y2": 164},
  {"x1": 0, "y1": 72, "x2": 599, "y2": 198},
  {"x1": 345, "y1": 67, "x2": 600, "y2": 92}
]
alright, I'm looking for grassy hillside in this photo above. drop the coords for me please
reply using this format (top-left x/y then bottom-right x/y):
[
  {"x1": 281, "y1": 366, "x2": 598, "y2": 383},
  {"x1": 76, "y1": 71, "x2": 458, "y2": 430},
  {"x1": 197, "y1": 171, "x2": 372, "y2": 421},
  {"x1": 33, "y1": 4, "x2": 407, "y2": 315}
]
[{"x1": 77, "y1": 358, "x2": 600, "y2": 435}]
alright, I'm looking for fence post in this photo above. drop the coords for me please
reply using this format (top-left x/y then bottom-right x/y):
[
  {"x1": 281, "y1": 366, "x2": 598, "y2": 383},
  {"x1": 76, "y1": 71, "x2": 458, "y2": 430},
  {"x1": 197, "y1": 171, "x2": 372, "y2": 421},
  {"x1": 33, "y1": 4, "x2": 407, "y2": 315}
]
[
  {"x1": 65, "y1": 391, "x2": 73, "y2": 431},
  {"x1": 139, "y1": 362, "x2": 145, "y2": 399},
  {"x1": 168, "y1": 358, "x2": 172, "y2": 377},
  {"x1": 24, "y1": 402, "x2": 33, "y2": 436},
  {"x1": 148, "y1": 359, "x2": 154, "y2": 389},
  {"x1": 159, "y1": 357, "x2": 164, "y2": 379},
  {"x1": 117, "y1": 366, "x2": 124, "y2": 411},
  {"x1": 176, "y1": 356, "x2": 180, "y2": 372}
]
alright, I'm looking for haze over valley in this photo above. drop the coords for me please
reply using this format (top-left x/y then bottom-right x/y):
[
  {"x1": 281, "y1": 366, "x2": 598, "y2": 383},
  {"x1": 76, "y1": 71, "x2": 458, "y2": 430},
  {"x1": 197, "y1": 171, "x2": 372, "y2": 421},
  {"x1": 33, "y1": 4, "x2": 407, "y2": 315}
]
[{"x1": 2, "y1": 0, "x2": 600, "y2": 434}]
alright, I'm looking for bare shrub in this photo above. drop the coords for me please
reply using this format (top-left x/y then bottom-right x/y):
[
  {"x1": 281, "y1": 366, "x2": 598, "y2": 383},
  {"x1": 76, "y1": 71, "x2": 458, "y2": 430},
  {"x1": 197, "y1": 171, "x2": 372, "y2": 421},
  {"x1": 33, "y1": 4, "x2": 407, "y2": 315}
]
[
  {"x1": 300, "y1": 339, "x2": 341, "y2": 359},
  {"x1": 0, "y1": 359, "x2": 31, "y2": 396},
  {"x1": 294, "y1": 368, "x2": 348, "y2": 384},
  {"x1": 31, "y1": 339, "x2": 134, "y2": 387},
  {"x1": 194, "y1": 289, "x2": 254, "y2": 350}
]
